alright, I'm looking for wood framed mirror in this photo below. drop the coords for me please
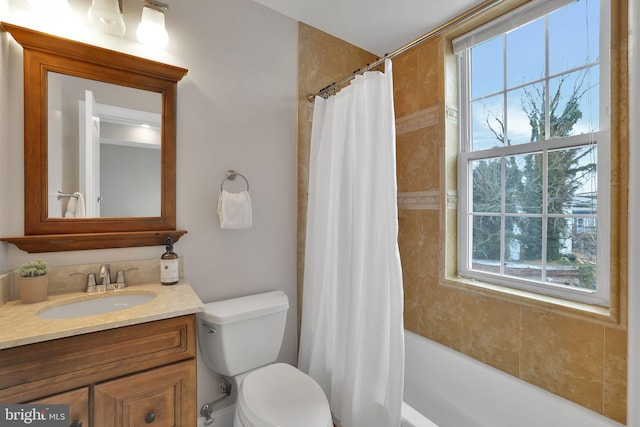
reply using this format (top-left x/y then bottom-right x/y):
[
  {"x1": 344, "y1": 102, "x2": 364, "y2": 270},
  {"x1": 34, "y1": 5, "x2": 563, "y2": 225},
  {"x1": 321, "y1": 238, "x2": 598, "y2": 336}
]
[{"x1": 0, "y1": 23, "x2": 188, "y2": 252}]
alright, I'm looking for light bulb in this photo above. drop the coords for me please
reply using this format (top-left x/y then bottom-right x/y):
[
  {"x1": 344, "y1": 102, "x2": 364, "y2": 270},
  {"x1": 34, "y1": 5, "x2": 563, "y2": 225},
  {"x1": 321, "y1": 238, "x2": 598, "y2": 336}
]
[{"x1": 136, "y1": 6, "x2": 169, "y2": 48}]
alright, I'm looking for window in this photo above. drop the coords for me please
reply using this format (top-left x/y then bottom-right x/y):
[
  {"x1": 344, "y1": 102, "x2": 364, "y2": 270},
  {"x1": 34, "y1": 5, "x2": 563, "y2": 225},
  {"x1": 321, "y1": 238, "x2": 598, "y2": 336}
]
[{"x1": 454, "y1": 0, "x2": 610, "y2": 305}]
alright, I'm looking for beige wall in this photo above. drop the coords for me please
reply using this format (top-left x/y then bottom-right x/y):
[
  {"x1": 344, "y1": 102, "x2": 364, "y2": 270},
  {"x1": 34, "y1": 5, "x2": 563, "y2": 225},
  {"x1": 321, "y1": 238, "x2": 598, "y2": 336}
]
[{"x1": 297, "y1": 0, "x2": 629, "y2": 422}]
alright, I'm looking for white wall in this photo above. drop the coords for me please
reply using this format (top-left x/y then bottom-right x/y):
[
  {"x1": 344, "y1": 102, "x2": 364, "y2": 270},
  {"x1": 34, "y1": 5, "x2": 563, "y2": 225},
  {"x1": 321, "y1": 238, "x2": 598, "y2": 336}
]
[
  {"x1": 0, "y1": 0, "x2": 298, "y2": 413},
  {"x1": 171, "y1": 0, "x2": 298, "y2": 410}
]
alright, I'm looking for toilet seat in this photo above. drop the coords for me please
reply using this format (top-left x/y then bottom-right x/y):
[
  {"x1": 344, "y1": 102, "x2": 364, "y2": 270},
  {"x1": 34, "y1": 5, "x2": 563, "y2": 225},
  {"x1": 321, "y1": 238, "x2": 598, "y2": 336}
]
[{"x1": 236, "y1": 363, "x2": 332, "y2": 427}]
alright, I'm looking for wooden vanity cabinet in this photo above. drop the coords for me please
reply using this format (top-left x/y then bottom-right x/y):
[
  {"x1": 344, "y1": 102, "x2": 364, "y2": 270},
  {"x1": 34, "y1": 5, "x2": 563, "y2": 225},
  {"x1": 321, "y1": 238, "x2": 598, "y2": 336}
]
[
  {"x1": 30, "y1": 388, "x2": 89, "y2": 427},
  {"x1": 94, "y1": 360, "x2": 195, "y2": 427},
  {"x1": 0, "y1": 315, "x2": 197, "y2": 426}
]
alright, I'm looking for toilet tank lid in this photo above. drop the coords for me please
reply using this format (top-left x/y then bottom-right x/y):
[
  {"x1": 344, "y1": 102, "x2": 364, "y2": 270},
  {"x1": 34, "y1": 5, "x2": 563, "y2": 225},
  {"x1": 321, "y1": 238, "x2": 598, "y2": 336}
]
[{"x1": 200, "y1": 290, "x2": 289, "y2": 325}]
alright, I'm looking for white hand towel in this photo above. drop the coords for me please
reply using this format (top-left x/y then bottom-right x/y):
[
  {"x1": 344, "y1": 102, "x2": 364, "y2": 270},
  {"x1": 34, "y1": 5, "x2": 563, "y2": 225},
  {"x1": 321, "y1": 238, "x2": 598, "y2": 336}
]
[
  {"x1": 64, "y1": 195, "x2": 77, "y2": 218},
  {"x1": 217, "y1": 190, "x2": 252, "y2": 229},
  {"x1": 73, "y1": 192, "x2": 86, "y2": 218}
]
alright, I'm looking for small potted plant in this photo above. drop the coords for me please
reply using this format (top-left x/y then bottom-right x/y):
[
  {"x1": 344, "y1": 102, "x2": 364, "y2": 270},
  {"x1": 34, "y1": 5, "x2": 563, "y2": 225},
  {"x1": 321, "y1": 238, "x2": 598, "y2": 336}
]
[{"x1": 17, "y1": 260, "x2": 50, "y2": 304}]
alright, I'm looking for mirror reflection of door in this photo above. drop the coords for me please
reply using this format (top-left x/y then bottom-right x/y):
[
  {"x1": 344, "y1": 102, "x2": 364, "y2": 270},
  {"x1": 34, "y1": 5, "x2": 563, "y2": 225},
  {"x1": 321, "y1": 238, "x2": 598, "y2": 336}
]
[
  {"x1": 47, "y1": 72, "x2": 162, "y2": 219},
  {"x1": 79, "y1": 90, "x2": 100, "y2": 217}
]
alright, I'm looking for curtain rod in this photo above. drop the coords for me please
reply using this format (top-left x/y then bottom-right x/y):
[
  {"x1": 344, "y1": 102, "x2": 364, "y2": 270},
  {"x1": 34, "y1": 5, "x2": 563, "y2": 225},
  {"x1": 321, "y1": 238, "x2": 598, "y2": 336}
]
[{"x1": 307, "y1": 0, "x2": 503, "y2": 102}]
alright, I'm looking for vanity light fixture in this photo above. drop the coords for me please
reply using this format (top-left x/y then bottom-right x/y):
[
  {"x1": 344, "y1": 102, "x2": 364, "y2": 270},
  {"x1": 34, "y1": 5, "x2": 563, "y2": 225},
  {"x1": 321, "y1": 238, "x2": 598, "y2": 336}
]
[
  {"x1": 136, "y1": 0, "x2": 169, "y2": 48},
  {"x1": 88, "y1": 0, "x2": 126, "y2": 36}
]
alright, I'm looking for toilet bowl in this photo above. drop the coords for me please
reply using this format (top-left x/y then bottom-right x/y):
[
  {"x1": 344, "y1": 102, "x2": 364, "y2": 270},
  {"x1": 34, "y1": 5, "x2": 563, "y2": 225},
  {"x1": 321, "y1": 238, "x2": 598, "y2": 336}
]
[
  {"x1": 234, "y1": 363, "x2": 331, "y2": 427},
  {"x1": 197, "y1": 291, "x2": 332, "y2": 427}
]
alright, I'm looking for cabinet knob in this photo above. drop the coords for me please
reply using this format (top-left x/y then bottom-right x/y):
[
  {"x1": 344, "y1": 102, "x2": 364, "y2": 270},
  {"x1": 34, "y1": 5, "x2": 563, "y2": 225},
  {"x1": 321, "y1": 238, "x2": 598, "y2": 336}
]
[
  {"x1": 70, "y1": 420, "x2": 83, "y2": 427},
  {"x1": 145, "y1": 412, "x2": 156, "y2": 423}
]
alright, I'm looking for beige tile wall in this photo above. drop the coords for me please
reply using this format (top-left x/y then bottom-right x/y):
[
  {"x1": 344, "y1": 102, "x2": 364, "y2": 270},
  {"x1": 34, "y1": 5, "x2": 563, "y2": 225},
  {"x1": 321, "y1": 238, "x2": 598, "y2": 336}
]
[
  {"x1": 296, "y1": 1, "x2": 628, "y2": 422},
  {"x1": 390, "y1": 1, "x2": 628, "y2": 421},
  {"x1": 296, "y1": 23, "x2": 377, "y2": 328}
]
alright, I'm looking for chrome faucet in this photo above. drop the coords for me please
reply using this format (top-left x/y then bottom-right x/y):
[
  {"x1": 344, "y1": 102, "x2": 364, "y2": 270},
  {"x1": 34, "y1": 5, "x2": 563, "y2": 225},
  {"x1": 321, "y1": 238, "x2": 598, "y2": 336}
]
[
  {"x1": 72, "y1": 264, "x2": 138, "y2": 293},
  {"x1": 98, "y1": 264, "x2": 112, "y2": 290}
]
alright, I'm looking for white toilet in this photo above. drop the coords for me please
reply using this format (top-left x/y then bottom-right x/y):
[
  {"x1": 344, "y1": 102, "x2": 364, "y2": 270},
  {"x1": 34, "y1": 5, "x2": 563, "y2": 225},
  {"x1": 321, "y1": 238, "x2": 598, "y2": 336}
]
[{"x1": 198, "y1": 290, "x2": 332, "y2": 427}]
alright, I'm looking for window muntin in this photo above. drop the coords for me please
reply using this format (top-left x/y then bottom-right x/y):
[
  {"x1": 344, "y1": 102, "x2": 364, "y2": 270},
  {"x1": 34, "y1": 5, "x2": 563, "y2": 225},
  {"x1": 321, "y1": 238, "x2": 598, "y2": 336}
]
[{"x1": 456, "y1": 0, "x2": 609, "y2": 305}]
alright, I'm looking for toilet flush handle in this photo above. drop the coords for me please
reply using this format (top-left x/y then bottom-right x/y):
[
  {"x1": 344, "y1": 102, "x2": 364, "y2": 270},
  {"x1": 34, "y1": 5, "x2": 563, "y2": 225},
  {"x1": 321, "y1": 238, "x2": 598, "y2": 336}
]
[{"x1": 203, "y1": 323, "x2": 216, "y2": 334}]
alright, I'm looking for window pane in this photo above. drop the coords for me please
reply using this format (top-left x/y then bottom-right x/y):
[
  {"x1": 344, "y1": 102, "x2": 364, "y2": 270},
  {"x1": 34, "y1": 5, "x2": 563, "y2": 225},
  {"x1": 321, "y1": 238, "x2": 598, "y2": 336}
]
[
  {"x1": 507, "y1": 83, "x2": 546, "y2": 145},
  {"x1": 546, "y1": 217, "x2": 597, "y2": 290},
  {"x1": 505, "y1": 153, "x2": 542, "y2": 214},
  {"x1": 547, "y1": 216, "x2": 571, "y2": 262},
  {"x1": 471, "y1": 36, "x2": 503, "y2": 98},
  {"x1": 472, "y1": 94, "x2": 504, "y2": 151},
  {"x1": 572, "y1": 216, "x2": 598, "y2": 281},
  {"x1": 472, "y1": 158, "x2": 501, "y2": 213},
  {"x1": 548, "y1": 66, "x2": 600, "y2": 137},
  {"x1": 505, "y1": 216, "x2": 521, "y2": 263},
  {"x1": 505, "y1": 216, "x2": 543, "y2": 281},
  {"x1": 506, "y1": 16, "x2": 545, "y2": 88},
  {"x1": 471, "y1": 215, "x2": 502, "y2": 272},
  {"x1": 549, "y1": 0, "x2": 600, "y2": 76},
  {"x1": 511, "y1": 216, "x2": 543, "y2": 261},
  {"x1": 458, "y1": 0, "x2": 608, "y2": 305},
  {"x1": 548, "y1": 145, "x2": 597, "y2": 214}
]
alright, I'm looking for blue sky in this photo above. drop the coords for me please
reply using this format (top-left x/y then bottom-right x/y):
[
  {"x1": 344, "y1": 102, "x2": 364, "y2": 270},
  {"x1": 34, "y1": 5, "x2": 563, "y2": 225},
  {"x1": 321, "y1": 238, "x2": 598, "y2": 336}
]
[{"x1": 469, "y1": 0, "x2": 601, "y2": 151}]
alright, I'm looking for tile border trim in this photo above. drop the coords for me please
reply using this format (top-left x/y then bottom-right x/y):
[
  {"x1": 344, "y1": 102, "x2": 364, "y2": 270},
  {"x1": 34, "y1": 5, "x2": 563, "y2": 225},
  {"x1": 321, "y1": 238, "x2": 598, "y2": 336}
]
[
  {"x1": 398, "y1": 191, "x2": 440, "y2": 210},
  {"x1": 396, "y1": 106, "x2": 439, "y2": 135}
]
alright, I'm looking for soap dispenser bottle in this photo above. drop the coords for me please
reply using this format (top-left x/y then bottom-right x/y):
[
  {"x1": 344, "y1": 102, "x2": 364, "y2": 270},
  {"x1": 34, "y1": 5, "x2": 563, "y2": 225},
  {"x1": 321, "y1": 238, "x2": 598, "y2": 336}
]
[{"x1": 161, "y1": 237, "x2": 179, "y2": 286}]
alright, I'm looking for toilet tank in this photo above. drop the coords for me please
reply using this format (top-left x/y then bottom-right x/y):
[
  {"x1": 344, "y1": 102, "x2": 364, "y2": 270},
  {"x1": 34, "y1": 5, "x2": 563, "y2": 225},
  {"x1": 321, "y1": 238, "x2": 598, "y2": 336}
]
[{"x1": 198, "y1": 290, "x2": 289, "y2": 376}]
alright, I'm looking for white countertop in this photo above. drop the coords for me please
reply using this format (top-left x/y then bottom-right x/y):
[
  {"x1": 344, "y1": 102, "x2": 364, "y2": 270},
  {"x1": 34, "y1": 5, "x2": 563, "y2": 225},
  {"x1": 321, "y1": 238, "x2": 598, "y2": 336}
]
[{"x1": 0, "y1": 280, "x2": 204, "y2": 350}]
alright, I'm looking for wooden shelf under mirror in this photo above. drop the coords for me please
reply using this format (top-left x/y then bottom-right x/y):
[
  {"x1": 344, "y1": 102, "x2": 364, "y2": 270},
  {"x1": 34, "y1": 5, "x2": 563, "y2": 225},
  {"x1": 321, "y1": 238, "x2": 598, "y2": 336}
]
[
  {"x1": 0, "y1": 23, "x2": 189, "y2": 252},
  {"x1": 1, "y1": 230, "x2": 187, "y2": 253}
]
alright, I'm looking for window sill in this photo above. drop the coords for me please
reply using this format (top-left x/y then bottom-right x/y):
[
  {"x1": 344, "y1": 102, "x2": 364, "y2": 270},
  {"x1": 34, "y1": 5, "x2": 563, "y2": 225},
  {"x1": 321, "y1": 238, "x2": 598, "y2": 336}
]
[{"x1": 442, "y1": 274, "x2": 622, "y2": 326}]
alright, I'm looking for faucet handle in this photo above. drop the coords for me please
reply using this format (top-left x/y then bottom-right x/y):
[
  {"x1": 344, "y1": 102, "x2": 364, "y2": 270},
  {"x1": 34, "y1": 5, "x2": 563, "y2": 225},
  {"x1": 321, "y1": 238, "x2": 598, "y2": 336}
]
[
  {"x1": 98, "y1": 264, "x2": 111, "y2": 286},
  {"x1": 87, "y1": 272, "x2": 97, "y2": 287},
  {"x1": 70, "y1": 272, "x2": 98, "y2": 292},
  {"x1": 115, "y1": 270, "x2": 125, "y2": 284},
  {"x1": 114, "y1": 267, "x2": 138, "y2": 289}
]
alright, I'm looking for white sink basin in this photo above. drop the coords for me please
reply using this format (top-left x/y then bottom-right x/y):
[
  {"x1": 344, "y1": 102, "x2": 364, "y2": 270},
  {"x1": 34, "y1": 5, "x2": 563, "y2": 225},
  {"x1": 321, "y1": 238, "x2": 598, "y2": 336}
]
[{"x1": 38, "y1": 293, "x2": 155, "y2": 319}]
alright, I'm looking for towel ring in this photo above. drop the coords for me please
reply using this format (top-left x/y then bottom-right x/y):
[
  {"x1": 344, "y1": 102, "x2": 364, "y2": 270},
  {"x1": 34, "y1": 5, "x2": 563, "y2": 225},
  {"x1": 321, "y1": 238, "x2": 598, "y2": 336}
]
[{"x1": 220, "y1": 170, "x2": 249, "y2": 192}]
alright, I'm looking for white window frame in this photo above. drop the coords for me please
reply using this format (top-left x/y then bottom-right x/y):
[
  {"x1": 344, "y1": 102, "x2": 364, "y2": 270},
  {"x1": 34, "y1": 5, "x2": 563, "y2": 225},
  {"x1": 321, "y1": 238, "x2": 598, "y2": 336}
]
[{"x1": 454, "y1": 0, "x2": 611, "y2": 306}]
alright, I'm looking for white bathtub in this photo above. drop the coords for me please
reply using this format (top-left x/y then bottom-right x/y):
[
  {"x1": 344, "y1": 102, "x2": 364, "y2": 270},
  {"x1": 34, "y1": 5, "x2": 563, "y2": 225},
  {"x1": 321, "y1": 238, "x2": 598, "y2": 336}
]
[
  {"x1": 404, "y1": 330, "x2": 625, "y2": 427},
  {"x1": 401, "y1": 401, "x2": 438, "y2": 427}
]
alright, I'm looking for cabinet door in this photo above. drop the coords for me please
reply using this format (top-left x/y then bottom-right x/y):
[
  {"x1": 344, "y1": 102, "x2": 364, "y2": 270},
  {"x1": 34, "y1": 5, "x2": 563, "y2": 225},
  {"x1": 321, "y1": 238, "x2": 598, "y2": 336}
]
[
  {"x1": 30, "y1": 387, "x2": 89, "y2": 427},
  {"x1": 94, "y1": 360, "x2": 196, "y2": 427}
]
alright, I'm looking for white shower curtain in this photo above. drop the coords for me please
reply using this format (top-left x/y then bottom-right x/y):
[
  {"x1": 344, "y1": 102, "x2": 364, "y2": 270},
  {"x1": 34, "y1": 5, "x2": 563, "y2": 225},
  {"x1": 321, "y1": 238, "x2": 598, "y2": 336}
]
[{"x1": 299, "y1": 59, "x2": 404, "y2": 427}]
